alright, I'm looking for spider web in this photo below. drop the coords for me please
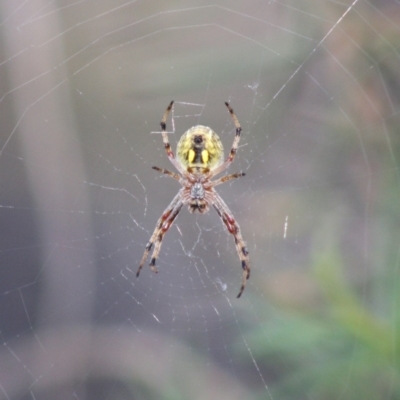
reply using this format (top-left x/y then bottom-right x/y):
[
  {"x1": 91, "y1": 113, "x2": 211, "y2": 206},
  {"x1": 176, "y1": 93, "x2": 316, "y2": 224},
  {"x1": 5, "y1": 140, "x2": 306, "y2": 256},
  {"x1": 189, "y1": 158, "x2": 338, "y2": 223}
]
[{"x1": 1, "y1": 1, "x2": 400, "y2": 399}]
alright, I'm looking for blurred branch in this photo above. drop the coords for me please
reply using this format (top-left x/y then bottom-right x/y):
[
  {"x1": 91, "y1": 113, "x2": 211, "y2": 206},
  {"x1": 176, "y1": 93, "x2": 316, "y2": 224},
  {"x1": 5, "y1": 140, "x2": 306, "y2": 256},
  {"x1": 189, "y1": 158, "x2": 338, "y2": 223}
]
[{"x1": 1, "y1": 0, "x2": 96, "y2": 326}]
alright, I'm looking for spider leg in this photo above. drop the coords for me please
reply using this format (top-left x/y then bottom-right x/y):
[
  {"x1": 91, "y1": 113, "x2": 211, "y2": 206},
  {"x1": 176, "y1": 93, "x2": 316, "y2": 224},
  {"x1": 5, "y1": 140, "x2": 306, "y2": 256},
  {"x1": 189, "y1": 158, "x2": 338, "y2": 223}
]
[
  {"x1": 137, "y1": 191, "x2": 183, "y2": 277},
  {"x1": 152, "y1": 166, "x2": 181, "y2": 182},
  {"x1": 148, "y1": 201, "x2": 183, "y2": 272},
  {"x1": 211, "y1": 172, "x2": 245, "y2": 187},
  {"x1": 211, "y1": 191, "x2": 250, "y2": 298},
  {"x1": 159, "y1": 101, "x2": 187, "y2": 176},
  {"x1": 208, "y1": 102, "x2": 243, "y2": 178}
]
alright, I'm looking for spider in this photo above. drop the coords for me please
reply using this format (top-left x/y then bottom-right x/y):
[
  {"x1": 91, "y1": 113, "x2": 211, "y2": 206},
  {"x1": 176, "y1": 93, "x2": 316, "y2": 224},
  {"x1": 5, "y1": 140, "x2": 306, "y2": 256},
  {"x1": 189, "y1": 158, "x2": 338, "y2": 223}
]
[{"x1": 136, "y1": 101, "x2": 250, "y2": 298}]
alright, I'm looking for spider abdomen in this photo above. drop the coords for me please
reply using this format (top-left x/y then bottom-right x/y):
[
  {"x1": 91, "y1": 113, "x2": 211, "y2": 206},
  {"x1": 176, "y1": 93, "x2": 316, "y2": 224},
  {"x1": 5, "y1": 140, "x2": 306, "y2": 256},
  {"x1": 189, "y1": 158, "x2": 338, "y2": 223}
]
[{"x1": 177, "y1": 125, "x2": 224, "y2": 173}]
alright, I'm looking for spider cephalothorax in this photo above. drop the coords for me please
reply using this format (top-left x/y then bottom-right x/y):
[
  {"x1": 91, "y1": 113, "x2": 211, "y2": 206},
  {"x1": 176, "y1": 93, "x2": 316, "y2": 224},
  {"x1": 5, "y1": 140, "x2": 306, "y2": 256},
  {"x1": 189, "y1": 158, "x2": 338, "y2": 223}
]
[{"x1": 136, "y1": 101, "x2": 250, "y2": 298}]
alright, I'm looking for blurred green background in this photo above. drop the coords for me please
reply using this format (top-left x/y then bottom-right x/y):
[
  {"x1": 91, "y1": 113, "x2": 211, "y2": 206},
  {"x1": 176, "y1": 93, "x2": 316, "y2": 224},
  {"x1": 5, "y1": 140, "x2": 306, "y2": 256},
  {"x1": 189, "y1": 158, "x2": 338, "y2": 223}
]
[{"x1": 0, "y1": 1, "x2": 399, "y2": 399}]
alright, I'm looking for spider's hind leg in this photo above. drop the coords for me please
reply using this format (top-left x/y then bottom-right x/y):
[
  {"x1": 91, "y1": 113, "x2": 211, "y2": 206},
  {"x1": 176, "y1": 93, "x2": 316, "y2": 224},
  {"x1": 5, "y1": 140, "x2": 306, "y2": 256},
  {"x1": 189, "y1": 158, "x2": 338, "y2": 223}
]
[
  {"x1": 137, "y1": 241, "x2": 157, "y2": 277},
  {"x1": 136, "y1": 192, "x2": 184, "y2": 277},
  {"x1": 212, "y1": 195, "x2": 250, "y2": 298}
]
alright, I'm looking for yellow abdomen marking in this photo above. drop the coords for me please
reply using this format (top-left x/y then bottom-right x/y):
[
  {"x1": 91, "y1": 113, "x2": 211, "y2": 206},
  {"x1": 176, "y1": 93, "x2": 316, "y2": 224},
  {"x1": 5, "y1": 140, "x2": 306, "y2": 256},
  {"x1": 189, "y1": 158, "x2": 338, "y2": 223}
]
[
  {"x1": 201, "y1": 150, "x2": 209, "y2": 164},
  {"x1": 188, "y1": 149, "x2": 196, "y2": 163}
]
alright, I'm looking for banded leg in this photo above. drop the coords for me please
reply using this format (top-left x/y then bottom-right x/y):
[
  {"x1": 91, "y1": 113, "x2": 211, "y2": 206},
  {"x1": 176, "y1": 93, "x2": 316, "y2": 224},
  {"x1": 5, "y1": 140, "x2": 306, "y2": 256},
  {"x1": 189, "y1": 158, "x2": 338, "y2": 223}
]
[
  {"x1": 208, "y1": 102, "x2": 243, "y2": 177},
  {"x1": 159, "y1": 101, "x2": 187, "y2": 175},
  {"x1": 148, "y1": 201, "x2": 183, "y2": 271},
  {"x1": 212, "y1": 193, "x2": 250, "y2": 298},
  {"x1": 137, "y1": 191, "x2": 183, "y2": 277},
  {"x1": 152, "y1": 166, "x2": 181, "y2": 182},
  {"x1": 211, "y1": 172, "x2": 245, "y2": 187}
]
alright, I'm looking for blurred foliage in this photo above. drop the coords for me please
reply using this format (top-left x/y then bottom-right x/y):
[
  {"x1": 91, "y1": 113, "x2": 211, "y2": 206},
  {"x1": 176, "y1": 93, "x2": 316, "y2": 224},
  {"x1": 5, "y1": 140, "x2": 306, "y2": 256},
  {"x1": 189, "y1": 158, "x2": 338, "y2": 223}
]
[{"x1": 244, "y1": 246, "x2": 400, "y2": 400}]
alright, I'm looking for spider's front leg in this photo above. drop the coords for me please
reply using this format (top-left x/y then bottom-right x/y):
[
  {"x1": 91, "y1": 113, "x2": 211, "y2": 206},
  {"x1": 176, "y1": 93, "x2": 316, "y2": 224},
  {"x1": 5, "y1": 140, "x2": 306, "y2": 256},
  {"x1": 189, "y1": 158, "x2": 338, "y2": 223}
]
[
  {"x1": 137, "y1": 192, "x2": 183, "y2": 277},
  {"x1": 207, "y1": 102, "x2": 242, "y2": 178},
  {"x1": 159, "y1": 100, "x2": 187, "y2": 176}
]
